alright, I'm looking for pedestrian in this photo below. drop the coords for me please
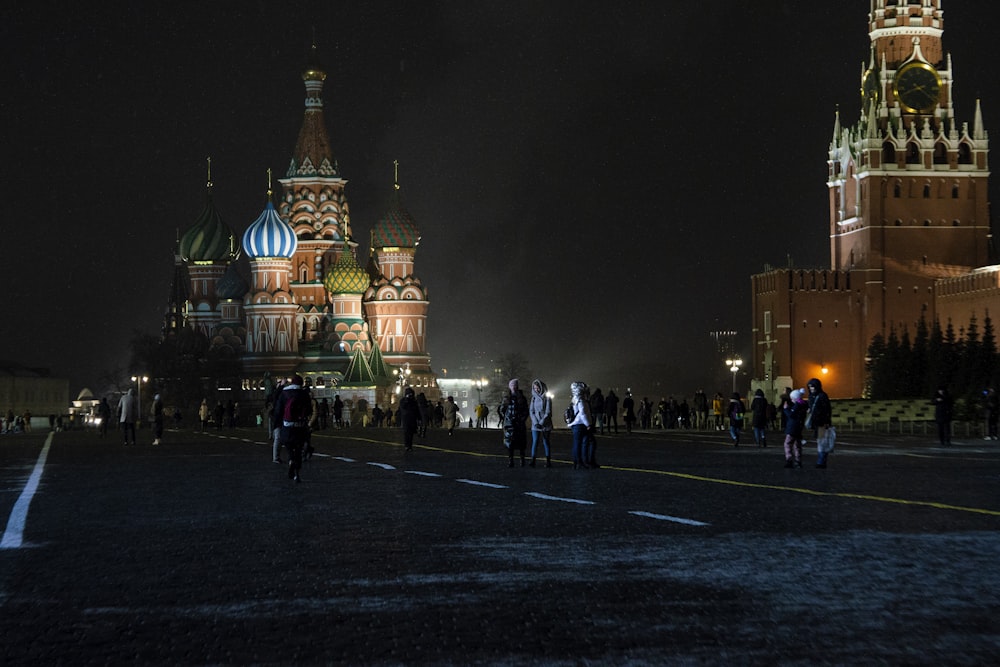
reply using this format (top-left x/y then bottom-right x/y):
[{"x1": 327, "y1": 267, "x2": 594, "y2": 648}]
[
  {"x1": 198, "y1": 398, "x2": 210, "y2": 432},
  {"x1": 622, "y1": 392, "x2": 635, "y2": 433},
  {"x1": 603, "y1": 390, "x2": 619, "y2": 434},
  {"x1": 984, "y1": 387, "x2": 999, "y2": 440},
  {"x1": 151, "y1": 393, "x2": 164, "y2": 445},
  {"x1": 589, "y1": 388, "x2": 605, "y2": 435},
  {"x1": 333, "y1": 394, "x2": 344, "y2": 428},
  {"x1": 417, "y1": 393, "x2": 430, "y2": 437},
  {"x1": 97, "y1": 397, "x2": 111, "y2": 437},
  {"x1": 932, "y1": 385, "x2": 953, "y2": 447},
  {"x1": 398, "y1": 386, "x2": 419, "y2": 451},
  {"x1": 782, "y1": 388, "x2": 807, "y2": 468},
  {"x1": 750, "y1": 388, "x2": 768, "y2": 447},
  {"x1": 443, "y1": 395, "x2": 459, "y2": 435},
  {"x1": 213, "y1": 401, "x2": 224, "y2": 430},
  {"x1": 501, "y1": 379, "x2": 529, "y2": 467},
  {"x1": 529, "y1": 379, "x2": 553, "y2": 467},
  {"x1": 806, "y1": 378, "x2": 834, "y2": 467},
  {"x1": 568, "y1": 381, "x2": 593, "y2": 469},
  {"x1": 728, "y1": 392, "x2": 744, "y2": 447},
  {"x1": 693, "y1": 389, "x2": 709, "y2": 430},
  {"x1": 273, "y1": 374, "x2": 312, "y2": 482},
  {"x1": 712, "y1": 392, "x2": 724, "y2": 430},
  {"x1": 777, "y1": 387, "x2": 792, "y2": 431},
  {"x1": 118, "y1": 388, "x2": 139, "y2": 446}
]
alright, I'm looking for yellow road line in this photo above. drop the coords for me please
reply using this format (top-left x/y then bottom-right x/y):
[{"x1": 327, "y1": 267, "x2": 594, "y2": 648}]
[{"x1": 314, "y1": 433, "x2": 1000, "y2": 518}]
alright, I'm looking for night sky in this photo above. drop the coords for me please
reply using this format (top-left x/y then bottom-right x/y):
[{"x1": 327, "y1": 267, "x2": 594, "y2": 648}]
[{"x1": 4, "y1": 1, "x2": 1000, "y2": 399}]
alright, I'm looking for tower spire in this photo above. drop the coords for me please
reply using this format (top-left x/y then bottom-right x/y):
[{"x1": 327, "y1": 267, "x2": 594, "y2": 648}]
[{"x1": 974, "y1": 99, "x2": 986, "y2": 140}]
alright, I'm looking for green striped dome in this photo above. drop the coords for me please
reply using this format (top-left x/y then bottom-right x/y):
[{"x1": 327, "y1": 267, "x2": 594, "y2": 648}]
[
  {"x1": 180, "y1": 189, "x2": 234, "y2": 262},
  {"x1": 324, "y1": 248, "x2": 369, "y2": 294}
]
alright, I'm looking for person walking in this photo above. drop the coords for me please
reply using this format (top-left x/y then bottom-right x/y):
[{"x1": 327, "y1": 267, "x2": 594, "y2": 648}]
[
  {"x1": 118, "y1": 388, "x2": 139, "y2": 446},
  {"x1": 589, "y1": 388, "x2": 605, "y2": 435},
  {"x1": 198, "y1": 398, "x2": 210, "y2": 432},
  {"x1": 529, "y1": 379, "x2": 553, "y2": 468},
  {"x1": 622, "y1": 392, "x2": 635, "y2": 434},
  {"x1": 151, "y1": 393, "x2": 164, "y2": 445},
  {"x1": 693, "y1": 389, "x2": 709, "y2": 430},
  {"x1": 97, "y1": 397, "x2": 111, "y2": 437},
  {"x1": 750, "y1": 388, "x2": 768, "y2": 447},
  {"x1": 568, "y1": 381, "x2": 593, "y2": 469},
  {"x1": 806, "y1": 377, "x2": 834, "y2": 467},
  {"x1": 984, "y1": 387, "x2": 999, "y2": 440},
  {"x1": 728, "y1": 392, "x2": 745, "y2": 447},
  {"x1": 603, "y1": 390, "x2": 619, "y2": 434},
  {"x1": 501, "y1": 379, "x2": 529, "y2": 467},
  {"x1": 398, "y1": 387, "x2": 419, "y2": 451},
  {"x1": 782, "y1": 388, "x2": 807, "y2": 468},
  {"x1": 712, "y1": 392, "x2": 724, "y2": 430},
  {"x1": 273, "y1": 374, "x2": 312, "y2": 482},
  {"x1": 443, "y1": 395, "x2": 459, "y2": 435},
  {"x1": 932, "y1": 385, "x2": 953, "y2": 447}
]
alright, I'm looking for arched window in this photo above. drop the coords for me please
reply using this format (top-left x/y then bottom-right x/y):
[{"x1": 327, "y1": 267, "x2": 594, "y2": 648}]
[
  {"x1": 958, "y1": 143, "x2": 973, "y2": 165},
  {"x1": 933, "y1": 142, "x2": 948, "y2": 164},
  {"x1": 923, "y1": 183, "x2": 931, "y2": 198},
  {"x1": 952, "y1": 183, "x2": 960, "y2": 199},
  {"x1": 893, "y1": 181, "x2": 901, "y2": 198},
  {"x1": 882, "y1": 142, "x2": 896, "y2": 164},
  {"x1": 906, "y1": 142, "x2": 921, "y2": 164}
]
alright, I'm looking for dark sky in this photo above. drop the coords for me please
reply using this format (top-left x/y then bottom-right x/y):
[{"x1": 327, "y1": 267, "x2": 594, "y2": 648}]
[{"x1": 3, "y1": 1, "x2": 999, "y2": 398}]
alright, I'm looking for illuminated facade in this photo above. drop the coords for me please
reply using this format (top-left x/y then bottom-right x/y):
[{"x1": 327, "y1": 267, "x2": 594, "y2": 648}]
[
  {"x1": 172, "y1": 45, "x2": 437, "y2": 403},
  {"x1": 751, "y1": 0, "x2": 993, "y2": 399}
]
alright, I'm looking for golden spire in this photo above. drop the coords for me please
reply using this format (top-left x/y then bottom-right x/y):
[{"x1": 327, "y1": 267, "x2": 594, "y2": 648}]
[
  {"x1": 394, "y1": 159, "x2": 400, "y2": 191},
  {"x1": 266, "y1": 167, "x2": 272, "y2": 198},
  {"x1": 343, "y1": 212, "x2": 352, "y2": 241},
  {"x1": 206, "y1": 156, "x2": 213, "y2": 190}
]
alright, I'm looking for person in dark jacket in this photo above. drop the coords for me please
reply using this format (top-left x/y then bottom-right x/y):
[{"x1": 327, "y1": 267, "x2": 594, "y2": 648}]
[
  {"x1": 782, "y1": 389, "x2": 807, "y2": 468},
  {"x1": 728, "y1": 392, "x2": 744, "y2": 447},
  {"x1": 750, "y1": 388, "x2": 768, "y2": 447},
  {"x1": 933, "y1": 385, "x2": 953, "y2": 447},
  {"x1": 398, "y1": 387, "x2": 419, "y2": 451},
  {"x1": 985, "y1": 387, "x2": 999, "y2": 441},
  {"x1": 502, "y1": 379, "x2": 529, "y2": 467},
  {"x1": 273, "y1": 374, "x2": 312, "y2": 482},
  {"x1": 807, "y1": 377, "x2": 833, "y2": 467}
]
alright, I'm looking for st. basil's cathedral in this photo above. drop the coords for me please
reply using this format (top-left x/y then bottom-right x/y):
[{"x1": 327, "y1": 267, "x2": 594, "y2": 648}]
[{"x1": 164, "y1": 45, "x2": 436, "y2": 409}]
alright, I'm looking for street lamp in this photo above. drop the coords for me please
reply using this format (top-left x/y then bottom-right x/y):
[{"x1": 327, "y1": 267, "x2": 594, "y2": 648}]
[
  {"x1": 725, "y1": 357, "x2": 742, "y2": 393},
  {"x1": 393, "y1": 363, "x2": 412, "y2": 395},
  {"x1": 130, "y1": 375, "x2": 149, "y2": 426},
  {"x1": 474, "y1": 378, "x2": 488, "y2": 403}
]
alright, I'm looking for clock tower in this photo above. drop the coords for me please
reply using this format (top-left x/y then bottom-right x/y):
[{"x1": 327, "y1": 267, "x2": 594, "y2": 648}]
[{"x1": 751, "y1": 0, "x2": 992, "y2": 398}]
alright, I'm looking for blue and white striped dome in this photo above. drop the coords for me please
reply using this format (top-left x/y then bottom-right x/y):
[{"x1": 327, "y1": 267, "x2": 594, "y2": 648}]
[{"x1": 242, "y1": 201, "x2": 298, "y2": 258}]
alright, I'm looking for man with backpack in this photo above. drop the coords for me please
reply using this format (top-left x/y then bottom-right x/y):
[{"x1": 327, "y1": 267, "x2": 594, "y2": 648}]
[{"x1": 273, "y1": 374, "x2": 312, "y2": 483}]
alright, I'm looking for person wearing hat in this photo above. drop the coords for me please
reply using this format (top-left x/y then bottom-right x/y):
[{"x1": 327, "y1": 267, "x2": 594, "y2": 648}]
[
  {"x1": 782, "y1": 389, "x2": 807, "y2": 468},
  {"x1": 501, "y1": 379, "x2": 529, "y2": 467},
  {"x1": 273, "y1": 374, "x2": 312, "y2": 482}
]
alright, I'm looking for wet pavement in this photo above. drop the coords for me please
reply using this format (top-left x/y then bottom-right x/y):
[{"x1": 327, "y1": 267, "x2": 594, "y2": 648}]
[{"x1": 1, "y1": 424, "x2": 998, "y2": 665}]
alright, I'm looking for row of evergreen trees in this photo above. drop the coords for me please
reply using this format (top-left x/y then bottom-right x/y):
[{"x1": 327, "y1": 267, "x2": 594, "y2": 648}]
[{"x1": 865, "y1": 313, "x2": 996, "y2": 420}]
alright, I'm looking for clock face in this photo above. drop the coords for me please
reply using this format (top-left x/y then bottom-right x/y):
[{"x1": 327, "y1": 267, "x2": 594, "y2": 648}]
[
  {"x1": 894, "y1": 62, "x2": 941, "y2": 114},
  {"x1": 862, "y1": 68, "x2": 880, "y2": 108}
]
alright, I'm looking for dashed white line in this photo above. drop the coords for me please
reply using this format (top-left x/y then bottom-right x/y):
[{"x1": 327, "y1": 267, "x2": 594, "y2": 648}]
[
  {"x1": 456, "y1": 479, "x2": 509, "y2": 489},
  {"x1": 404, "y1": 470, "x2": 442, "y2": 477},
  {"x1": 367, "y1": 462, "x2": 396, "y2": 470},
  {"x1": 629, "y1": 510, "x2": 710, "y2": 526},
  {"x1": 331, "y1": 456, "x2": 355, "y2": 462},
  {"x1": 524, "y1": 492, "x2": 594, "y2": 505}
]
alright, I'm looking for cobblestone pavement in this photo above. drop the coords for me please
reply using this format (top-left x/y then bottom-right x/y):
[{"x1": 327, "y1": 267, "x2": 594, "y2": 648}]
[{"x1": 1, "y1": 424, "x2": 998, "y2": 665}]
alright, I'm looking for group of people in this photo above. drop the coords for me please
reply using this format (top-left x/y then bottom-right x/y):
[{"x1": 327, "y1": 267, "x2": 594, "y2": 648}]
[
  {"x1": 1, "y1": 409, "x2": 32, "y2": 434},
  {"x1": 725, "y1": 379, "x2": 834, "y2": 468}
]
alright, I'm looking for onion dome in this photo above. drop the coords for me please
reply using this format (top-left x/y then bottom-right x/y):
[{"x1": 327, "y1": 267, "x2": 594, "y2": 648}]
[
  {"x1": 372, "y1": 183, "x2": 420, "y2": 249},
  {"x1": 324, "y1": 246, "x2": 369, "y2": 294},
  {"x1": 180, "y1": 186, "x2": 235, "y2": 262},
  {"x1": 216, "y1": 262, "x2": 248, "y2": 300},
  {"x1": 242, "y1": 200, "x2": 298, "y2": 259}
]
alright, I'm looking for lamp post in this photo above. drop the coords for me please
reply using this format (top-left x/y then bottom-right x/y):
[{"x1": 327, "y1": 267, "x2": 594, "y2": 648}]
[
  {"x1": 725, "y1": 357, "x2": 742, "y2": 393},
  {"x1": 130, "y1": 375, "x2": 148, "y2": 426},
  {"x1": 474, "y1": 378, "x2": 488, "y2": 403},
  {"x1": 393, "y1": 363, "x2": 412, "y2": 396}
]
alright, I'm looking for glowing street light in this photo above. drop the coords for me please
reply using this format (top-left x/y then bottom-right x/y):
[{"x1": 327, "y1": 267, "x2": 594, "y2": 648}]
[
  {"x1": 725, "y1": 357, "x2": 742, "y2": 393},
  {"x1": 131, "y1": 375, "x2": 149, "y2": 427},
  {"x1": 474, "y1": 378, "x2": 488, "y2": 403},
  {"x1": 393, "y1": 363, "x2": 412, "y2": 395}
]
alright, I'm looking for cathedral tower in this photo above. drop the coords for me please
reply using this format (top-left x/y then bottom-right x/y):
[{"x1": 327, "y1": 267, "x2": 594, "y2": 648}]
[
  {"x1": 278, "y1": 44, "x2": 354, "y2": 345},
  {"x1": 241, "y1": 181, "x2": 300, "y2": 377}
]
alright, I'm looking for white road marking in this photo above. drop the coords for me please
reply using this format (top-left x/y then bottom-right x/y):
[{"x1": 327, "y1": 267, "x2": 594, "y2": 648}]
[
  {"x1": 456, "y1": 479, "x2": 509, "y2": 489},
  {"x1": 367, "y1": 462, "x2": 396, "y2": 470},
  {"x1": 404, "y1": 471, "x2": 442, "y2": 477},
  {"x1": 1, "y1": 432, "x2": 53, "y2": 549},
  {"x1": 629, "y1": 510, "x2": 710, "y2": 526},
  {"x1": 524, "y1": 492, "x2": 594, "y2": 505},
  {"x1": 331, "y1": 456, "x2": 355, "y2": 462}
]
